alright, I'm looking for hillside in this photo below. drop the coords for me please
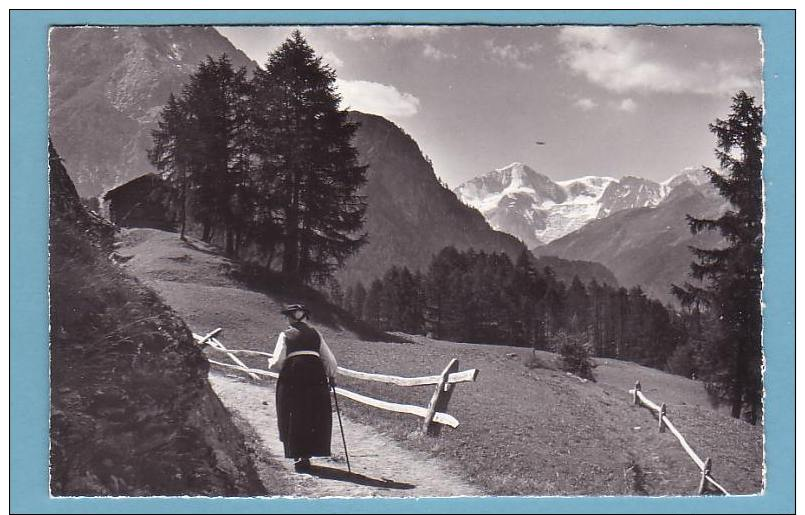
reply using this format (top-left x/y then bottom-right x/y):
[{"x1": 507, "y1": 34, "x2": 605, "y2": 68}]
[
  {"x1": 531, "y1": 254, "x2": 618, "y2": 287},
  {"x1": 49, "y1": 144, "x2": 270, "y2": 496},
  {"x1": 48, "y1": 26, "x2": 256, "y2": 197},
  {"x1": 535, "y1": 181, "x2": 727, "y2": 304},
  {"x1": 339, "y1": 111, "x2": 527, "y2": 287},
  {"x1": 342, "y1": 112, "x2": 616, "y2": 289},
  {"x1": 118, "y1": 227, "x2": 762, "y2": 496}
]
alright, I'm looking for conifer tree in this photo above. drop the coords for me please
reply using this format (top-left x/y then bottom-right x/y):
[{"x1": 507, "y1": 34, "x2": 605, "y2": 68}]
[
  {"x1": 185, "y1": 55, "x2": 251, "y2": 251},
  {"x1": 251, "y1": 30, "x2": 367, "y2": 283},
  {"x1": 352, "y1": 281, "x2": 367, "y2": 321},
  {"x1": 364, "y1": 279, "x2": 384, "y2": 327},
  {"x1": 150, "y1": 55, "x2": 250, "y2": 250},
  {"x1": 566, "y1": 276, "x2": 590, "y2": 335},
  {"x1": 424, "y1": 246, "x2": 462, "y2": 338},
  {"x1": 672, "y1": 91, "x2": 763, "y2": 423},
  {"x1": 149, "y1": 93, "x2": 191, "y2": 239}
]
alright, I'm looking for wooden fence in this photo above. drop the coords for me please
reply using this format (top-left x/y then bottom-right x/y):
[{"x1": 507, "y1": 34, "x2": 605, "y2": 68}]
[
  {"x1": 193, "y1": 328, "x2": 479, "y2": 435},
  {"x1": 629, "y1": 381, "x2": 730, "y2": 496}
]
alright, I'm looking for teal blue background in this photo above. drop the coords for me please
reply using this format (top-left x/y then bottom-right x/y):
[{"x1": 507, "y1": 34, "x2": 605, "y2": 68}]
[{"x1": 10, "y1": 9, "x2": 794, "y2": 514}]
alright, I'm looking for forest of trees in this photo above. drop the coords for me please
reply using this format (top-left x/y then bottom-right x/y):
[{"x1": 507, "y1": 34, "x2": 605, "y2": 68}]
[
  {"x1": 148, "y1": 31, "x2": 367, "y2": 284},
  {"x1": 340, "y1": 248, "x2": 690, "y2": 371}
]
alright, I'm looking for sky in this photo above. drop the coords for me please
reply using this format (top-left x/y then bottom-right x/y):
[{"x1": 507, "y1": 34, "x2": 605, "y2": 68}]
[{"x1": 217, "y1": 25, "x2": 762, "y2": 188}]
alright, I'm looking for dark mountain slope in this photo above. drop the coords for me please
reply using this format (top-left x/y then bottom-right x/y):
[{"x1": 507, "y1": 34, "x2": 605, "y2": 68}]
[
  {"x1": 339, "y1": 112, "x2": 526, "y2": 286},
  {"x1": 340, "y1": 112, "x2": 617, "y2": 289},
  {"x1": 535, "y1": 182, "x2": 726, "y2": 304},
  {"x1": 49, "y1": 26, "x2": 256, "y2": 197}
]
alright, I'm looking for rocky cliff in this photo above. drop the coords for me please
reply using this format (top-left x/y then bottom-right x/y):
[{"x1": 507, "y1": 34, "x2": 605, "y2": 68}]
[{"x1": 49, "y1": 142, "x2": 266, "y2": 496}]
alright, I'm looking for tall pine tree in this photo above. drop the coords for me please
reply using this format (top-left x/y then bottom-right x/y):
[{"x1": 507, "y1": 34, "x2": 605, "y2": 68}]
[
  {"x1": 149, "y1": 93, "x2": 191, "y2": 239},
  {"x1": 672, "y1": 91, "x2": 763, "y2": 424},
  {"x1": 251, "y1": 30, "x2": 367, "y2": 284},
  {"x1": 150, "y1": 55, "x2": 250, "y2": 251}
]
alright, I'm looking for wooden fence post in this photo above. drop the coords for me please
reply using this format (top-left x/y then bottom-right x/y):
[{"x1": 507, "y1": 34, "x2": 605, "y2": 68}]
[
  {"x1": 630, "y1": 384, "x2": 730, "y2": 496},
  {"x1": 422, "y1": 358, "x2": 459, "y2": 436},
  {"x1": 698, "y1": 457, "x2": 712, "y2": 495}
]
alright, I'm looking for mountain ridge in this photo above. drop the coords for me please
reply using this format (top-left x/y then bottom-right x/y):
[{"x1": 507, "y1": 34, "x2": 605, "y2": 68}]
[
  {"x1": 342, "y1": 112, "x2": 621, "y2": 289},
  {"x1": 49, "y1": 26, "x2": 257, "y2": 197},
  {"x1": 454, "y1": 162, "x2": 712, "y2": 248},
  {"x1": 533, "y1": 180, "x2": 727, "y2": 304}
]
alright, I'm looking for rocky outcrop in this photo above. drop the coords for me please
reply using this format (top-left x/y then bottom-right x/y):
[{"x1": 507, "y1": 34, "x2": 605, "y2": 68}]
[{"x1": 49, "y1": 142, "x2": 266, "y2": 496}]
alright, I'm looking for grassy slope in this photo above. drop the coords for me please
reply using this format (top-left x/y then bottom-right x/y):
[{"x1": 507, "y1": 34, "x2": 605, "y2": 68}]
[{"x1": 120, "y1": 228, "x2": 763, "y2": 497}]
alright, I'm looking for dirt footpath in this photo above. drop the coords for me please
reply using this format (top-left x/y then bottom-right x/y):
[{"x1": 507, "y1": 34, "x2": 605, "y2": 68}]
[
  {"x1": 118, "y1": 228, "x2": 482, "y2": 498},
  {"x1": 210, "y1": 373, "x2": 481, "y2": 498}
]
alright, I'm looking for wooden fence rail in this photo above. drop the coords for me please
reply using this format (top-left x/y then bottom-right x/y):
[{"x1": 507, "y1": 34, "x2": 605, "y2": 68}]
[
  {"x1": 201, "y1": 347, "x2": 479, "y2": 387},
  {"x1": 193, "y1": 328, "x2": 478, "y2": 434},
  {"x1": 629, "y1": 381, "x2": 730, "y2": 496}
]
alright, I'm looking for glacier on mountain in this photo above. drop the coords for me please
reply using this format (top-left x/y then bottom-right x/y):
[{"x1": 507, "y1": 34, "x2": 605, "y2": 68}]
[{"x1": 454, "y1": 162, "x2": 708, "y2": 248}]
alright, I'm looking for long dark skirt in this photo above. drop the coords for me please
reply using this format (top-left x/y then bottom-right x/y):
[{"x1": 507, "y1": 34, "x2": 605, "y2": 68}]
[{"x1": 276, "y1": 355, "x2": 332, "y2": 458}]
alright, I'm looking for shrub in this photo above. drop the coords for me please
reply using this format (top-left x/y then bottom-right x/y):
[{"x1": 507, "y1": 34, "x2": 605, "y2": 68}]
[{"x1": 557, "y1": 332, "x2": 596, "y2": 381}]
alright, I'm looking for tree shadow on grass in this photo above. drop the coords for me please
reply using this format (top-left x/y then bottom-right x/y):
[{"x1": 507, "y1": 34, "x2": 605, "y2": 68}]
[{"x1": 306, "y1": 465, "x2": 415, "y2": 490}]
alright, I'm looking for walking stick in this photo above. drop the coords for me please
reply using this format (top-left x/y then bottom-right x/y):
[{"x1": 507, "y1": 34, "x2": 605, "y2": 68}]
[{"x1": 331, "y1": 383, "x2": 351, "y2": 473}]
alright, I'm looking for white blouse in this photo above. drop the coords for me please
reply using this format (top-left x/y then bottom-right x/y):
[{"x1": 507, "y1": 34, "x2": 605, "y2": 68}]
[{"x1": 267, "y1": 328, "x2": 338, "y2": 379}]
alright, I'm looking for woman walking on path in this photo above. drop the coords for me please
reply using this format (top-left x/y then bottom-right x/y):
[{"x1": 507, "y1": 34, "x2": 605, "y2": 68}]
[{"x1": 268, "y1": 304, "x2": 338, "y2": 472}]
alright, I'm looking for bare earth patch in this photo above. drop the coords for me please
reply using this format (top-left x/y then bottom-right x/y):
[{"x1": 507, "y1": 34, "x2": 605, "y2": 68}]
[{"x1": 209, "y1": 373, "x2": 481, "y2": 497}]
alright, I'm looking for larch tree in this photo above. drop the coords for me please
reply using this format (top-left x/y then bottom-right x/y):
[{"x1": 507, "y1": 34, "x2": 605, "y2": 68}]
[
  {"x1": 251, "y1": 30, "x2": 367, "y2": 284},
  {"x1": 182, "y1": 55, "x2": 251, "y2": 252},
  {"x1": 148, "y1": 93, "x2": 191, "y2": 239},
  {"x1": 150, "y1": 55, "x2": 251, "y2": 252},
  {"x1": 672, "y1": 91, "x2": 764, "y2": 424}
]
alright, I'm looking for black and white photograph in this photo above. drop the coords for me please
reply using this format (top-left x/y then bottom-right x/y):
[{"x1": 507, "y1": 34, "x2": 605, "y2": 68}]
[{"x1": 47, "y1": 22, "x2": 766, "y2": 499}]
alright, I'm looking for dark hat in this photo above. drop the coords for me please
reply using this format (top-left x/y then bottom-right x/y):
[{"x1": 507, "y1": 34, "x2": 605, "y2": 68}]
[{"x1": 280, "y1": 304, "x2": 309, "y2": 316}]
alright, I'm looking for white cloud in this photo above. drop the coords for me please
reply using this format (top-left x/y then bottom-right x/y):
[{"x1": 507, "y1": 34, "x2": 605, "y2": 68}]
[
  {"x1": 485, "y1": 40, "x2": 541, "y2": 70},
  {"x1": 335, "y1": 79, "x2": 420, "y2": 118},
  {"x1": 557, "y1": 26, "x2": 755, "y2": 96},
  {"x1": 573, "y1": 97, "x2": 598, "y2": 111},
  {"x1": 320, "y1": 50, "x2": 344, "y2": 70},
  {"x1": 616, "y1": 98, "x2": 637, "y2": 112},
  {"x1": 423, "y1": 43, "x2": 456, "y2": 61}
]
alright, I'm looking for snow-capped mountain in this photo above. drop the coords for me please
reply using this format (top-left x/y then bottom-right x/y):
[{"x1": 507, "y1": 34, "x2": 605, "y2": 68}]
[
  {"x1": 453, "y1": 162, "x2": 709, "y2": 248},
  {"x1": 535, "y1": 175, "x2": 728, "y2": 305},
  {"x1": 597, "y1": 176, "x2": 663, "y2": 218},
  {"x1": 660, "y1": 167, "x2": 713, "y2": 193}
]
